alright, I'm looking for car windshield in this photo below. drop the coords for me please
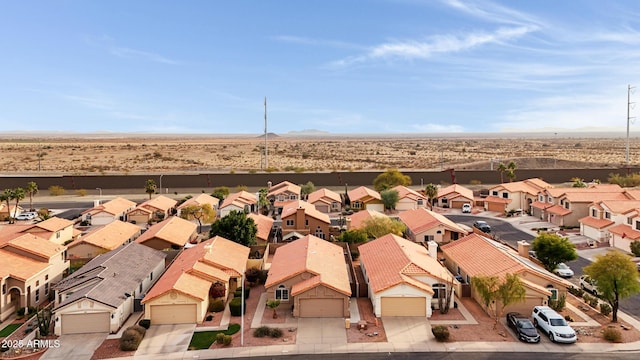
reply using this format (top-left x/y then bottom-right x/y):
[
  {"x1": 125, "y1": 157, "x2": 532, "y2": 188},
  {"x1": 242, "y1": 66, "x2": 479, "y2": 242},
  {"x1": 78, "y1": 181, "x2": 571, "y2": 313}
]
[
  {"x1": 557, "y1": 264, "x2": 568, "y2": 269},
  {"x1": 550, "y1": 318, "x2": 567, "y2": 326},
  {"x1": 518, "y1": 320, "x2": 534, "y2": 329}
]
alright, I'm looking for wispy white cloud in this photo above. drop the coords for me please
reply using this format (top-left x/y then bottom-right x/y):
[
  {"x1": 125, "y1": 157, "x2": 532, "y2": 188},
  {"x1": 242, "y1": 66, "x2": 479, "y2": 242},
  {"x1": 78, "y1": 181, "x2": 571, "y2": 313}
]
[
  {"x1": 442, "y1": 0, "x2": 545, "y2": 28},
  {"x1": 110, "y1": 47, "x2": 179, "y2": 65}
]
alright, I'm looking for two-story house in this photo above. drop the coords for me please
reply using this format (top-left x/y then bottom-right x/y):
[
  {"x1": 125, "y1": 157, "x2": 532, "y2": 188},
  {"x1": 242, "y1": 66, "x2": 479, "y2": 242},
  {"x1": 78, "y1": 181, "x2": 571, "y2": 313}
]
[
  {"x1": 268, "y1": 181, "x2": 301, "y2": 214},
  {"x1": 484, "y1": 178, "x2": 552, "y2": 213},
  {"x1": 280, "y1": 200, "x2": 330, "y2": 241},
  {"x1": 580, "y1": 199, "x2": 640, "y2": 252},
  {"x1": 20, "y1": 217, "x2": 77, "y2": 245}
]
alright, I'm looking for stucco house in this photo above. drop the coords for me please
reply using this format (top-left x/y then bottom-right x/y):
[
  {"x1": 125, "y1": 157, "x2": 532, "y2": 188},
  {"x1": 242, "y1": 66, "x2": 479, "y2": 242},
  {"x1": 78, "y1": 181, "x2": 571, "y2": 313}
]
[
  {"x1": 81, "y1": 197, "x2": 137, "y2": 226},
  {"x1": 280, "y1": 200, "x2": 330, "y2": 241},
  {"x1": 127, "y1": 195, "x2": 177, "y2": 224},
  {"x1": 398, "y1": 207, "x2": 468, "y2": 243},
  {"x1": 20, "y1": 217, "x2": 77, "y2": 245},
  {"x1": 53, "y1": 242, "x2": 165, "y2": 335},
  {"x1": 345, "y1": 209, "x2": 388, "y2": 231},
  {"x1": 176, "y1": 193, "x2": 220, "y2": 218},
  {"x1": 265, "y1": 235, "x2": 351, "y2": 318},
  {"x1": 0, "y1": 204, "x2": 24, "y2": 220},
  {"x1": 484, "y1": 178, "x2": 552, "y2": 213},
  {"x1": 268, "y1": 181, "x2": 301, "y2": 213},
  {"x1": 247, "y1": 213, "x2": 274, "y2": 245},
  {"x1": 436, "y1": 184, "x2": 474, "y2": 209},
  {"x1": 391, "y1": 185, "x2": 428, "y2": 211},
  {"x1": 219, "y1": 191, "x2": 257, "y2": 218},
  {"x1": 441, "y1": 234, "x2": 572, "y2": 315},
  {"x1": 0, "y1": 233, "x2": 69, "y2": 322},
  {"x1": 135, "y1": 216, "x2": 198, "y2": 250},
  {"x1": 359, "y1": 234, "x2": 456, "y2": 317},
  {"x1": 67, "y1": 220, "x2": 142, "y2": 260},
  {"x1": 579, "y1": 198, "x2": 640, "y2": 252},
  {"x1": 307, "y1": 188, "x2": 342, "y2": 213},
  {"x1": 141, "y1": 236, "x2": 249, "y2": 324},
  {"x1": 347, "y1": 186, "x2": 384, "y2": 212}
]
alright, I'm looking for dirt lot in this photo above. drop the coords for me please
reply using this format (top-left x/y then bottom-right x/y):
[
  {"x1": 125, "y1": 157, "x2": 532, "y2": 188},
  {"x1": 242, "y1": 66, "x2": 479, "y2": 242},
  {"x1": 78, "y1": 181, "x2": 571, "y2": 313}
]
[
  {"x1": 0, "y1": 136, "x2": 634, "y2": 174},
  {"x1": 563, "y1": 294, "x2": 640, "y2": 343}
]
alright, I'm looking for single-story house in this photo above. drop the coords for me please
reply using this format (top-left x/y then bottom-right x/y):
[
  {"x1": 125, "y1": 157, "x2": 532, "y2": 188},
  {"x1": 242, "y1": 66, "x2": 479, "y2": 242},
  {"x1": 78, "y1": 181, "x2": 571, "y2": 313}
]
[
  {"x1": 347, "y1": 186, "x2": 384, "y2": 212},
  {"x1": 265, "y1": 235, "x2": 351, "y2": 318},
  {"x1": 20, "y1": 217, "x2": 78, "y2": 245},
  {"x1": 398, "y1": 207, "x2": 468, "y2": 243},
  {"x1": 53, "y1": 242, "x2": 166, "y2": 335},
  {"x1": 345, "y1": 209, "x2": 388, "y2": 231},
  {"x1": 135, "y1": 216, "x2": 198, "y2": 250},
  {"x1": 177, "y1": 193, "x2": 220, "y2": 218},
  {"x1": 67, "y1": 220, "x2": 142, "y2": 260},
  {"x1": 436, "y1": 184, "x2": 474, "y2": 209},
  {"x1": 219, "y1": 191, "x2": 257, "y2": 218},
  {"x1": 127, "y1": 195, "x2": 177, "y2": 224},
  {"x1": 359, "y1": 234, "x2": 456, "y2": 317},
  {"x1": 81, "y1": 197, "x2": 137, "y2": 226},
  {"x1": 392, "y1": 185, "x2": 428, "y2": 211},
  {"x1": 307, "y1": 188, "x2": 342, "y2": 213},
  {"x1": 141, "y1": 236, "x2": 249, "y2": 324}
]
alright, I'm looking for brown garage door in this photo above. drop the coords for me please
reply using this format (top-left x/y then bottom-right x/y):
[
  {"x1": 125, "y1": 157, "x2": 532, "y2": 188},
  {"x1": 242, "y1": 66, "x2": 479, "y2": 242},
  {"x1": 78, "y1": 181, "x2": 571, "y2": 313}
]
[
  {"x1": 381, "y1": 297, "x2": 426, "y2": 316},
  {"x1": 61, "y1": 312, "x2": 110, "y2": 334},
  {"x1": 150, "y1": 304, "x2": 197, "y2": 324},
  {"x1": 298, "y1": 298, "x2": 344, "y2": 318}
]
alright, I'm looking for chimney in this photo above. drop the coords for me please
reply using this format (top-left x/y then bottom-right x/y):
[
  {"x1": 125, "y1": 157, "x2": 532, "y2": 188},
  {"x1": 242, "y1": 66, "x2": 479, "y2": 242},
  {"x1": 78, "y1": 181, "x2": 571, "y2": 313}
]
[
  {"x1": 94, "y1": 200, "x2": 100, "y2": 207},
  {"x1": 517, "y1": 240, "x2": 530, "y2": 258},
  {"x1": 427, "y1": 240, "x2": 438, "y2": 259},
  {"x1": 267, "y1": 181, "x2": 272, "y2": 189},
  {"x1": 345, "y1": 217, "x2": 351, "y2": 230}
]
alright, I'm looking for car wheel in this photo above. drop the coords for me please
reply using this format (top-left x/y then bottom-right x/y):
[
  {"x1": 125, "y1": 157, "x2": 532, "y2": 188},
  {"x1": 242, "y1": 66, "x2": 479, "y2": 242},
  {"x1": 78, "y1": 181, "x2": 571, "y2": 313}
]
[
  {"x1": 593, "y1": 290, "x2": 598, "y2": 296},
  {"x1": 549, "y1": 333, "x2": 555, "y2": 342},
  {"x1": 533, "y1": 319, "x2": 538, "y2": 327},
  {"x1": 581, "y1": 284, "x2": 586, "y2": 290}
]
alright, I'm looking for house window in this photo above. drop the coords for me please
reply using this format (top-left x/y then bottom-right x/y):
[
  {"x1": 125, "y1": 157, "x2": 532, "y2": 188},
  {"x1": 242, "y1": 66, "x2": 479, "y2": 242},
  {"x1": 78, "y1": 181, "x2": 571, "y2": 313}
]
[
  {"x1": 2, "y1": 284, "x2": 5, "y2": 295},
  {"x1": 36, "y1": 280, "x2": 39, "y2": 286},
  {"x1": 275, "y1": 285, "x2": 289, "y2": 301},
  {"x1": 456, "y1": 266, "x2": 461, "y2": 275},
  {"x1": 605, "y1": 211, "x2": 611, "y2": 220},
  {"x1": 502, "y1": 192, "x2": 508, "y2": 199},
  {"x1": 45, "y1": 283, "x2": 49, "y2": 295},
  {"x1": 285, "y1": 219, "x2": 294, "y2": 227},
  {"x1": 417, "y1": 199, "x2": 423, "y2": 205},
  {"x1": 35, "y1": 289, "x2": 40, "y2": 303},
  {"x1": 441, "y1": 198, "x2": 448, "y2": 204},
  {"x1": 352, "y1": 202, "x2": 362, "y2": 209},
  {"x1": 591, "y1": 209, "x2": 597, "y2": 217},
  {"x1": 466, "y1": 275, "x2": 470, "y2": 284},
  {"x1": 628, "y1": 217, "x2": 633, "y2": 225},
  {"x1": 433, "y1": 283, "x2": 446, "y2": 299},
  {"x1": 424, "y1": 235, "x2": 434, "y2": 242},
  {"x1": 139, "y1": 283, "x2": 143, "y2": 293},
  {"x1": 56, "y1": 231, "x2": 60, "y2": 239},
  {"x1": 45, "y1": 275, "x2": 48, "y2": 281},
  {"x1": 305, "y1": 219, "x2": 309, "y2": 227},
  {"x1": 331, "y1": 202, "x2": 339, "y2": 210},
  {"x1": 314, "y1": 227, "x2": 325, "y2": 239},
  {"x1": 564, "y1": 202, "x2": 570, "y2": 209},
  {"x1": 289, "y1": 194, "x2": 296, "y2": 200},
  {"x1": 277, "y1": 195, "x2": 285, "y2": 202},
  {"x1": 547, "y1": 196, "x2": 553, "y2": 203},
  {"x1": 538, "y1": 195, "x2": 544, "y2": 202},
  {"x1": 492, "y1": 191, "x2": 498, "y2": 196},
  {"x1": 635, "y1": 221, "x2": 640, "y2": 231},
  {"x1": 150, "y1": 272, "x2": 153, "y2": 281}
]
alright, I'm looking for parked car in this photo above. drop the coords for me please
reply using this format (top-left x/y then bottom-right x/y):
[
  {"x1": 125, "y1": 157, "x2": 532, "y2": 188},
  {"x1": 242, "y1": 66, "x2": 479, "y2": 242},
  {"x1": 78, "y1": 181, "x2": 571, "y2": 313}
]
[
  {"x1": 532, "y1": 306, "x2": 577, "y2": 343},
  {"x1": 473, "y1": 220, "x2": 491, "y2": 233},
  {"x1": 462, "y1": 204, "x2": 472, "y2": 213},
  {"x1": 15, "y1": 212, "x2": 37, "y2": 221},
  {"x1": 580, "y1": 275, "x2": 599, "y2": 296},
  {"x1": 554, "y1": 263, "x2": 574, "y2": 278},
  {"x1": 506, "y1": 312, "x2": 540, "y2": 343}
]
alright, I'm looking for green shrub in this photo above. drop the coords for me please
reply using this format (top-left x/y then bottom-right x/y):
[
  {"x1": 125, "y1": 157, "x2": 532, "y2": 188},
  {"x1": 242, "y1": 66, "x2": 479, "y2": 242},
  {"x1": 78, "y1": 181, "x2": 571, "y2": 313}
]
[
  {"x1": 120, "y1": 328, "x2": 143, "y2": 351},
  {"x1": 257, "y1": 270, "x2": 268, "y2": 285},
  {"x1": 583, "y1": 293, "x2": 592, "y2": 303},
  {"x1": 253, "y1": 326, "x2": 271, "y2": 338},
  {"x1": 589, "y1": 296, "x2": 599, "y2": 308},
  {"x1": 17, "y1": 307, "x2": 26, "y2": 317},
  {"x1": 603, "y1": 327, "x2": 622, "y2": 343},
  {"x1": 229, "y1": 297, "x2": 245, "y2": 316},
  {"x1": 138, "y1": 319, "x2": 151, "y2": 329},
  {"x1": 600, "y1": 303, "x2": 612, "y2": 316},
  {"x1": 209, "y1": 299, "x2": 225, "y2": 313},
  {"x1": 631, "y1": 240, "x2": 640, "y2": 257},
  {"x1": 223, "y1": 335, "x2": 232, "y2": 346},
  {"x1": 270, "y1": 328, "x2": 283, "y2": 338},
  {"x1": 431, "y1": 325, "x2": 450, "y2": 342},
  {"x1": 234, "y1": 288, "x2": 250, "y2": 299},
  {"x1": 549, "y1": 293, "x2": 566, "y2": 312},
  {"x1": 48, "y1": 185, "x2": 65, "y2": 196},
  {"x1": 215, "y1": 333, "x2": 225, "y2": 344},
  {"x1": 128, "y1": 325, "x2": 146, "y2": 337},
  {"x1": 568, "y1": 286, "x2": 584, "y2": 298}
]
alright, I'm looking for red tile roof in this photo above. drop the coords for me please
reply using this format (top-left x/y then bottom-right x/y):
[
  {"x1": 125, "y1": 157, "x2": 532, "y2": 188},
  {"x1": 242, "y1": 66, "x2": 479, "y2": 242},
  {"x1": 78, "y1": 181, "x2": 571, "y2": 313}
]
[
  {"x1": 437, "y1": 184, "x2": 473, "y2": 200},
  {"x1": 348, "y1": 186, "x2": 381, "y2": 202},
  {"x1": 139, "y1": 195, "x2": 178, "y2": 212},
  {"x1": 0, "y1": 249, "x2": 49, "y2": 281},
  {"x1": 70, "y1": 220, "x2": 141, "y2": 251},
  {"x1": 280, "y1": 200, "x2": 330, "y2": 224},
  {"x1": 177, "y1": 193, "x2": 220, "y2": 210},
  {"x1": 220, "y1": 191, "x2": 256, "y2": 209},
  {"x1": 27, "y1": 217, "x2": 74, "y2": 232},
  {"x1": 392, "y1": 185, "x2": 428, "y2": 202},
  {"x1": 608, "y1": 224, "x2": 640, "y2": 240},
  {"x1": 247, "y1": 213, "x2": 274, "y2": 242},
  {"x1": 3, "y1": 233, "x2": 66, "y2": 259},
  {"x1": 578, "y1": 216, "x2": 614, "y2": 229},
  {"x1": 546, "y1": 205, "x2": 572, "y2": 216},
  {"x1": 268, "y1": 181, "x2": 301, "y2": 197},
  {"x1": 135, "y1": 216, "x2": 197, "y2": 247},
  {"x1": 398, "y1": 207, "x2": 467, "y2": 235},
  {"x1": 308, "y1": 188, "x2": 341, "y2": 205},
  {"x1": 359, "y1": 234, "x2": 453, "y2": 294},
  {"x1": 83, "y1": 197, "x2": 137, "y2": 216}
]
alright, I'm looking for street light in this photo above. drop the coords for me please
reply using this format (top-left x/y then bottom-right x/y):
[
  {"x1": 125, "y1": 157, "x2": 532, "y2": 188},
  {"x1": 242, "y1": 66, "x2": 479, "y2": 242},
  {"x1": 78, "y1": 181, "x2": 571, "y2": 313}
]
[
  {"x1": 96, "y1": 188, "x2": 102, "y2": 197},
  {"x1": 159, "y1": 175, "x2": 164, "y2": 194}
]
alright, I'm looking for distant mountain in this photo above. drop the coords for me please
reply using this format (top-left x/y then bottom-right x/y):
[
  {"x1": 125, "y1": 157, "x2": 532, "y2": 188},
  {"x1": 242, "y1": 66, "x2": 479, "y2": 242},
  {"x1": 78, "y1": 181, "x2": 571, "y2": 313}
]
[{"x1": 255, "y1": 132, "x2": 279, "y2": 139}]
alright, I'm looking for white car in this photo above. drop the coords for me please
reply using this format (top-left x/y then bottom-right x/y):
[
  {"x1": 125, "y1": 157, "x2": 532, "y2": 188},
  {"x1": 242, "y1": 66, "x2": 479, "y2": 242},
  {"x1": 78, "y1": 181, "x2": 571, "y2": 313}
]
[
  {"x1": 554, "y1": 263, "x2": 574, "y2": 278},
  {"x1": 580, "y1": 275, "x2": 599, "y2": 296},
  {"x1": 532, "y1": 306, "x2": 577, "y2": 343},
  {"x1": 15, "y1": 212, "x2": 37, "y2": 221},
  {"x1": 462, "y1": 204, "x2": 472, "y2": 213}
]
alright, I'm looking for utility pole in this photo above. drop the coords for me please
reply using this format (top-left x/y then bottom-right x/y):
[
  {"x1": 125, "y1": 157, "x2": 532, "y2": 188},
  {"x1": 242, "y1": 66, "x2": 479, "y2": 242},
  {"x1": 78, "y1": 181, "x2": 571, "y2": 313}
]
[
  {"x1": 627, "y1": 84, "x2": 636, "y2": 165},
  {"x1": 262, "y1": 97, "x2": 268, "y2": 169}
]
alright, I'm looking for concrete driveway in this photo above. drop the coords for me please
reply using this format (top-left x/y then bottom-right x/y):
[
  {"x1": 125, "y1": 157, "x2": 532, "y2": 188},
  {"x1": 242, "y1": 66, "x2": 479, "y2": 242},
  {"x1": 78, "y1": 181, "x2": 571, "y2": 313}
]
[
  {"x1": 383, "y1": 317, "x2": 432, "y2": 344},
  {"x1": 134, "y1": 323, "x2": 195, "y2": 356},
  {"x1": 40, "y1": 333, "x2": 106, "y2": 360},
  {"x1": 297, "y1": 318, "x2": 347, "y2": 344}
]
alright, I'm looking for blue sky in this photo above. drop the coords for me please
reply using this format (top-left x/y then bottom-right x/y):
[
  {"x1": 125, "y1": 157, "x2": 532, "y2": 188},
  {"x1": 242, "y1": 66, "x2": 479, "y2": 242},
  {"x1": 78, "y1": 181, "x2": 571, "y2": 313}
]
[{"x1": 2, "y1": 0, "x2": 640, "y2": 134}]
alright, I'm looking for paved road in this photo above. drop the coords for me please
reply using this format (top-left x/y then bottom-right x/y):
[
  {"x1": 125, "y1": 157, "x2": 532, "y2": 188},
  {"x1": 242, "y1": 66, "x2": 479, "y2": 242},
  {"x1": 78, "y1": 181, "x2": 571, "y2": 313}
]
[{"x1": 228, "y1": 352, "x2": 640, "y2": 360}]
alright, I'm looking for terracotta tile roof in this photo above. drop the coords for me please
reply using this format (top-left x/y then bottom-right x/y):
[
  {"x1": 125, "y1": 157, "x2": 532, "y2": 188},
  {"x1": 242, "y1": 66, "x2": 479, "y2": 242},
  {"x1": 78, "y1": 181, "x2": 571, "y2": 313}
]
[
  {"x1": 177, "y1": 193, "x2": 220, "y2": 210},
  {"x1": 247, "y1": 213, "x2": 274, "y2": 242},
  {"x1": 437, "y1": 184, "x2": 473, "y2": 200},
  {"x1": 359, "y1": 234, "x2": 453, "y2": 294},
  {"x1": 348, "y1": 186, "x2": 381, "y2": 202},
  {"x1": 0, "y1": 224, "x2": 32, "y2": 244},
  {"x1": 484, "y1": 196, "x2": 511, "y2": 204},
  {"x1": 190, "y1": 261, "x2": 231, "y2": 283},
  {"x1": 608, "y1": 224, "x2": 640, "y2": 240},
  {"x1": 307, "y1": 188, "x2": 341, "y2": 205},
  {"x1": 578, "y1": 216, "x2": 614, "y2": 229},
  {"x1": 530, "y1": 201, "x2": 553, "y2": 210},
  {"x1": 83, "y1": 197, "x2": 137, "y2": 216},
  {"x1": 135, "y1": 216, "x2": 197, "y2": 247},
  {"x1": 347, "y1": 209, "x2": 387, "y2": 230},
  {"x1": 0, "y1": 249, "x2": 49, "y2": 281},
  {"x1": 2, "y1": 233, "x2": 66, "y2": 259},
  {"x1": 441, "y1": 234, "x2": 572, "y2": 288},
  {"x1": 220, "y1": 191, "x2": 257, "y2": 209},
  {"x1": 546, "y1": 205, "x2": 572, "y2": 216},
  {"x1": 392, "y1": 185, "x2": 428, "y2": 202},
  {"x1": 54, "y1": 242, "x2": 166, "y2": 310},
  {"x1": 172, "y1": 272, "x2": 212, "y2": 301},
  {"x1": 202, "y1": 236, "x2": 251, "y2": 277},
  {"x1": 26, "y1": 217, "x2": 73, "y2": 232},
  {"x1": 398, "y1": 208, "x2": 467, "y2": 235},
  {"x1": 265, "y1": 235, "x2": 351, "y2": 296},
  {"x1": 492, "y1": 178, "x2": 552, "y2": 196},
  {"x1": 71, "y1": 220, "x2": 141, "y2": 251},
  {"x1": 280, "y1": 200, "x2": 330, "y2": 224},
  {"x1": 624, "y1": 190, "x2": 640, "y2": 200},
  {"x1": 268, "y1": 181, "x2": 301, "y2": 197},
  {"x1": 563, "y1": 191, "x2": 629, "y2": 203},
  {"x1": 139, "y1": 195, "x2": 178, "y2": 212},
  {"x1": 599, "y1": 200, "x2": 640, "y2": 214}
]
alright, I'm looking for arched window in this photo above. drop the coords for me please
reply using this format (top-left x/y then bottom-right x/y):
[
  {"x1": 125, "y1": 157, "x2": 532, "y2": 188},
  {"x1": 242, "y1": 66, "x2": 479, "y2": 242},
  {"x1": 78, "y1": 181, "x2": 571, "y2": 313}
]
[
  {"x1": 275, "y1": 285, "x2": 289, "y2": 301},
  {"x1": 433, "y1": 283, "x2": 446, "y2": 299}
]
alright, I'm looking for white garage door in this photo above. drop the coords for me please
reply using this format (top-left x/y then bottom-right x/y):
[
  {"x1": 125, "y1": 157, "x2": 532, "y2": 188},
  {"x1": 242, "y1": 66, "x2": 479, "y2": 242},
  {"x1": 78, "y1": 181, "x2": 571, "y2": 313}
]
[
  {"x1": 298, "y1": 298, "x2": 344, "y2": 318},
  {"x1": 367, "y1": 204, "x2": 384, "y2": 212},
  {"x1": 150, "y1": 304, "x2": 197, "y2": 324},
  {"x1": 381, "y1": 297, "x2": 426, "y2": 317},
  {"x1": 61, "y1": 312, "x2": 110, "y2": 334}
]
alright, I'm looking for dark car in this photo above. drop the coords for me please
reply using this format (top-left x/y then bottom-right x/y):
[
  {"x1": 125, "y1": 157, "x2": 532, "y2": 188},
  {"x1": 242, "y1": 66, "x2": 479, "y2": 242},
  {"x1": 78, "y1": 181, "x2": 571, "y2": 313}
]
[
  {"x1": 473, "y1": 220, "x2": 491, "y2": 233},
  {"x1": 507, "y1": 312, "x2": 540, "y2": 343}
]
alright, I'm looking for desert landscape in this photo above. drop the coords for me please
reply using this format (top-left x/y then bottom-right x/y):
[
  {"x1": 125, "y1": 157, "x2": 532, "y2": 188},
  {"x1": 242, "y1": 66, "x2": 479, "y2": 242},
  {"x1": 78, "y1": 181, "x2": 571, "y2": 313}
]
[{"x1": 0, "y1": 134, "x2": 638, "y2": 175}]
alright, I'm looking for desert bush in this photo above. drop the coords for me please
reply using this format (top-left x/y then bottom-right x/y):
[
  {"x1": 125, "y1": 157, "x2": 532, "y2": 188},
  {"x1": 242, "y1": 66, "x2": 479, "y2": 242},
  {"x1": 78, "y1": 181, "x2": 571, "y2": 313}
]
[
  {"x1": 549, "y1": 293, "x2": 566, "y2": 312},
  {"x1": 603, "y1": 327, "x2": 622, "y2": 343},
  {"x1": 600, "y1": 303, "x2": 612, "y2": 316},
  {"x1": 568, "y1": 286, "x2": 584, "y2": 298},
  {"x1": 229, "y1": 298, "x2": 245, "y2": 316},
  {"x1": 469, "y1": 179, "x2": 482, "y2": 185},
  {"x1": 234, "y1": 287, "x2": 250, "y2": 299},
  {"x1": 588, "y1": 296, "x2": 599, "y2": 308},
  {"x1": 120, "y1": 328, "x2": 143, "y2": 351},
  {"x1": 257, "y1": 270, "x2": 268, "y2": 285},
  {"x1": 209, "y1": 282, "x2": 226, "y2": 299},
  {"x1": 245, "y1": 268, "x2": 260, "y2": 283},
  {"x1": 48, "y1": 185, "x2": 65, "y2": 196},
  {"x1": 253, "y1": 326, "x2": 271, "y2": 338},
  {"x1": 431, "y1": 325, "x2": 450, "y2": 342},
  {"x1": 223, "y1": 335, "x2": 232, "y2": 346},
  {"x1": 216, "y1": 333, "x2": 225, "y2": 344},
  {"x1": 129, "y1": 325, "x2": 146, "y2": 337},
  {"x1": 583, "y1": 293, "x2": 592, "y2": 303},
  {"x1": 75, "y1": 189, "x2": 87, "y2": 196},
  {"x1": 270, "y1": 328, "x2": 283, "y2": 338},
  {"x1": 209, "y1": 299, "x2": 225, "y2": 313},
  {"x1": 630, "y1": 240, "x2": 640, "y2": 257},
  {"x1": 138, "y1": 319, "x2": 151, "y2": 329}
]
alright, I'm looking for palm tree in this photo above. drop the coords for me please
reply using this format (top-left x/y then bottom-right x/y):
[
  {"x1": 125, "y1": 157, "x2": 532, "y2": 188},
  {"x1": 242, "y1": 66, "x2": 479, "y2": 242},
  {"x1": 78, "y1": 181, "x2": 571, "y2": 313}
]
[
  {"x1": 258, "y1": 188, "x2": 270, "y2": 215},
  {"x1": 424, "y1": 183, "x2": 438, "y2": 210},
  {"x1": 506, "y1": 161, "x2": 517, "y2": 182},
  {"x1": 0, "y1": 189, "x2": 11, "y2": 221},
  {"x1": 26, "y1": 181, "x2": 38, "y2": 211},
  {"x1": 497, "y1": 162, "x2": 506, "y2": 183},
  {"x1": 144, "y1": 179, "x2": 157, "y2": 200},
  {"x1": 11, "y1": 187, "x2": 25, "y2": 222}
]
